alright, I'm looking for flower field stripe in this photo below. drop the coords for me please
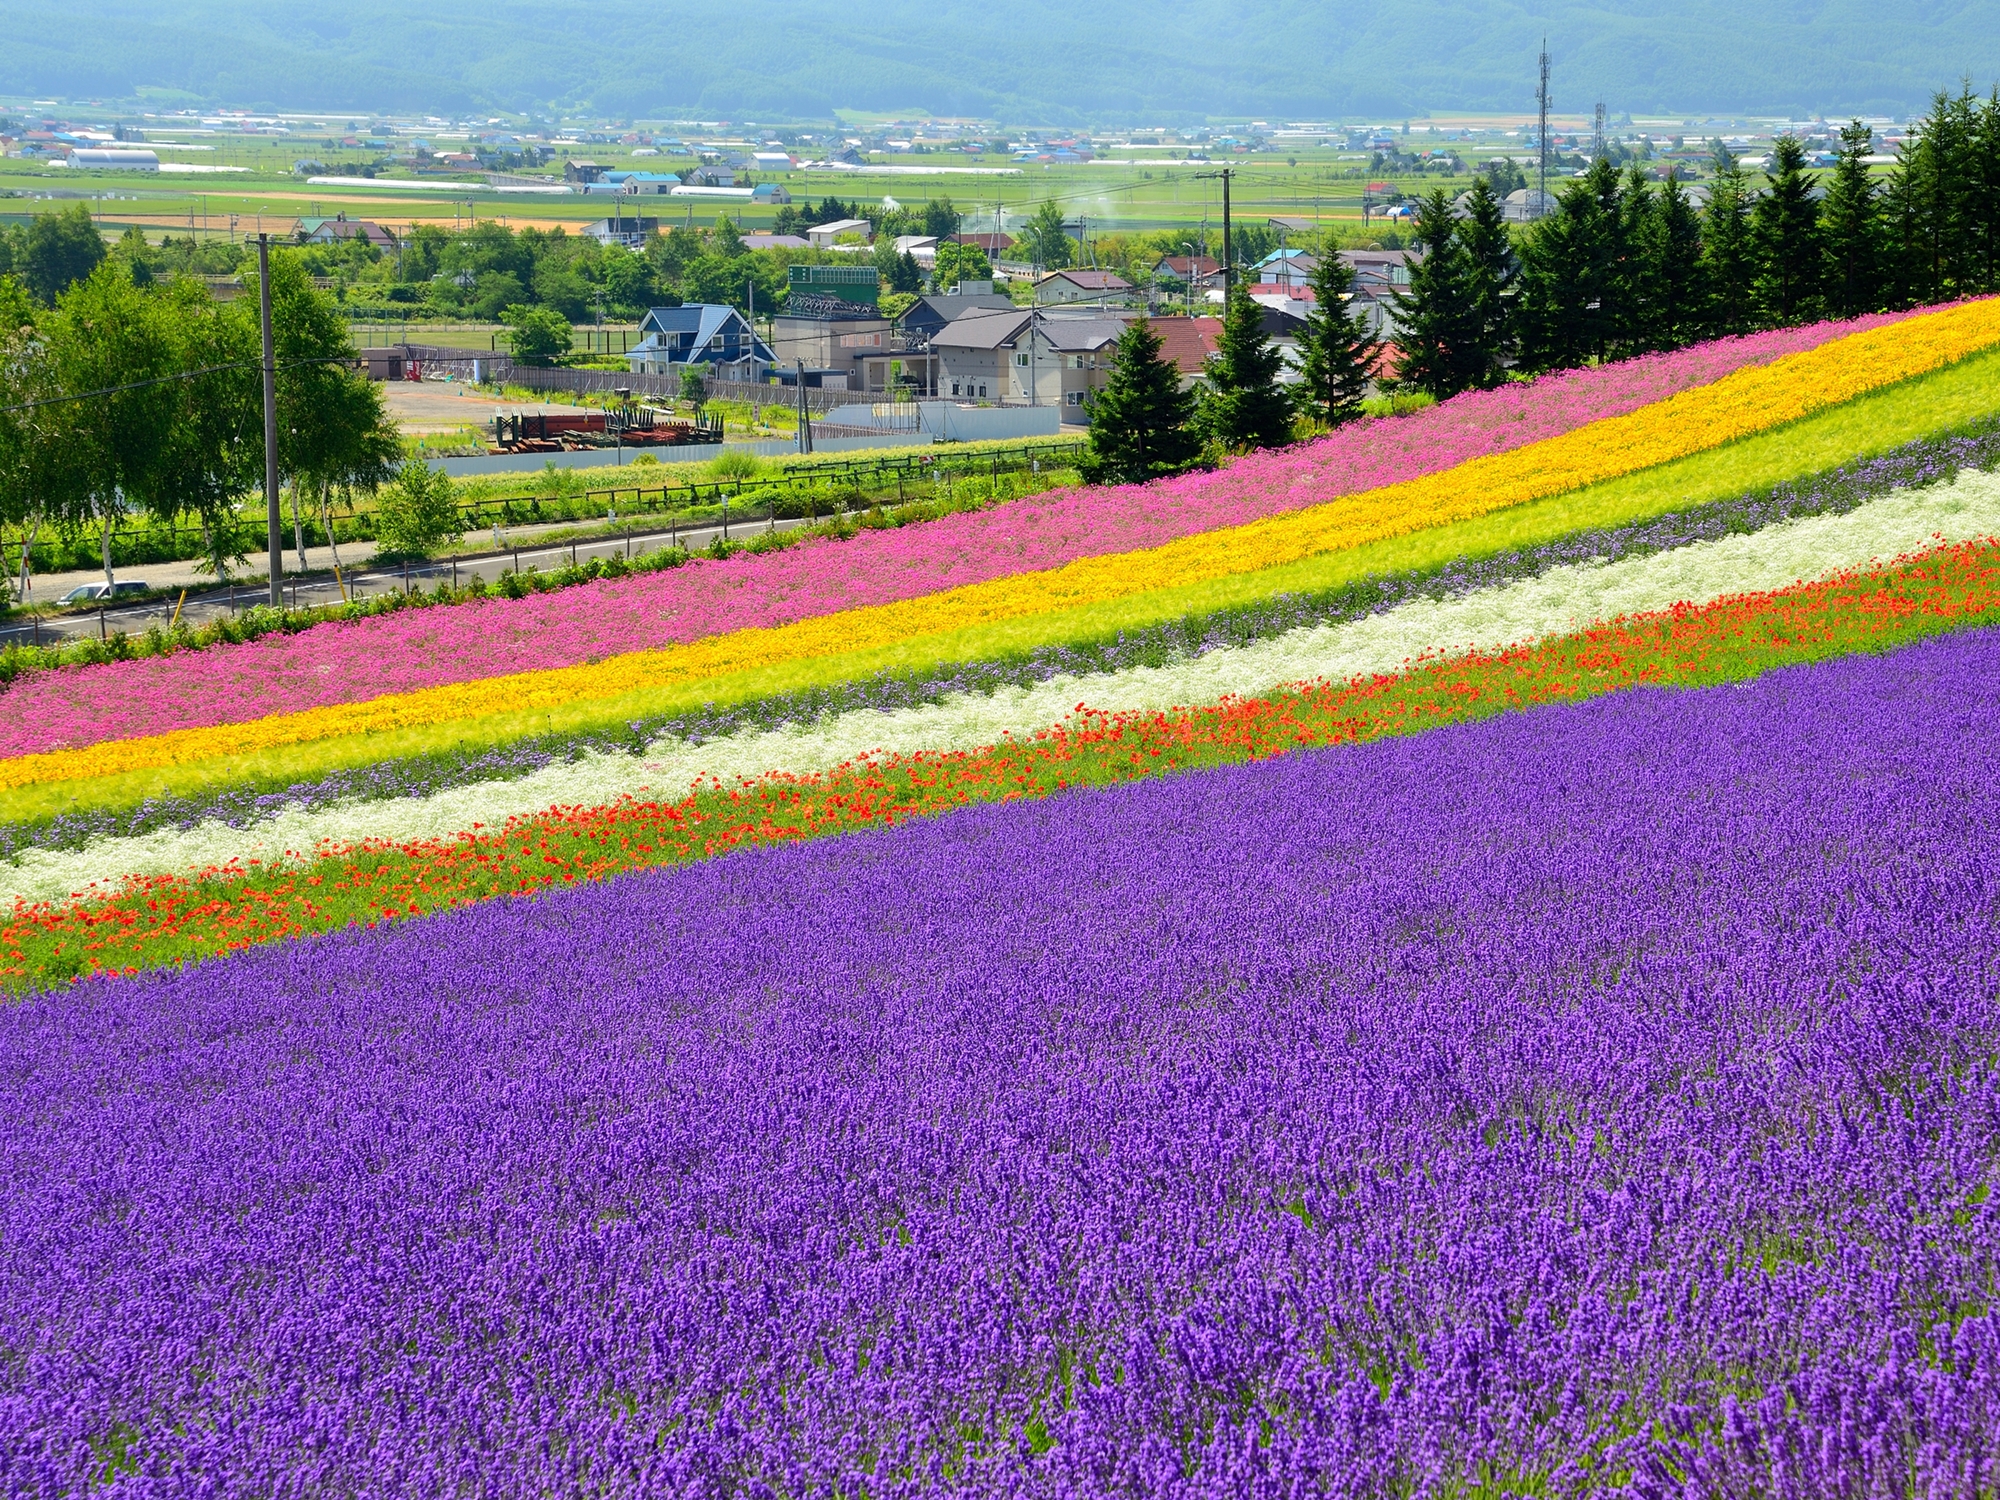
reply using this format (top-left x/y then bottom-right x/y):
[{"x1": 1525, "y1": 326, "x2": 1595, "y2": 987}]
[
  {"x1": 18, "y1": 467, "x2": 2000, "y2": 908},
  {"x1": 7, "y1": 637, "x2": 2000, "y2": 1490},
  {"x1": 15, "y1": 354, "x2": 2000, "y2": 835},
  {"x1": 0, "y1": 314, "x2": 1917, "y2": 761},
  {"x1": 10, "y1": 299, "x2": 2000, "y2": 797},
  {"x1": 19, "y1": 412, "x2": 2000, "y2": 867},
  {"x1": 15, "y1": 537, "x2": 2000, "y2": 989}
]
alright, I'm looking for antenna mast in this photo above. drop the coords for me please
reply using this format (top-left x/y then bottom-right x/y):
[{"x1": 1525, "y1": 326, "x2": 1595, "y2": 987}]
[
  {"x1": 1592, "y1": 101, "x2": 1607, "y2": 163},
  {"x1": 1536, "y1": 40, "x2": 1551, "y2": 219}
]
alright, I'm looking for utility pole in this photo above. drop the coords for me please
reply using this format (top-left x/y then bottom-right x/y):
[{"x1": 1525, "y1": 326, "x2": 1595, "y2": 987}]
[
  {"x1": 257, "y1": 235, "x2": 282, "y2": 609},
  {"x1": 1194, "y1": 168, "x2": 1234, "y2": 300},
  {"x1": 1536, "y1": 41, "x2": 1552, "y2": 220}
]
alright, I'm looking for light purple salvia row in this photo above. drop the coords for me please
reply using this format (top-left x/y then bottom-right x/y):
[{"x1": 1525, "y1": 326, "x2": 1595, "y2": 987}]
[{"x1": 2, "y1": 628, "x2": 1998, "y2": 1495}]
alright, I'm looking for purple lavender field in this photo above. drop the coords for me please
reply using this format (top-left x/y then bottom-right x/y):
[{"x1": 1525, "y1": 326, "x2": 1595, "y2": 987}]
[{"x1": 6, "y1": 632, "x2": 2000, "y2": 1497}]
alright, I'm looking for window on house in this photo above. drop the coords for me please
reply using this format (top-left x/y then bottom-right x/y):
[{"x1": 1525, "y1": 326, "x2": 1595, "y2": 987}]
[
  {"x1": 1066, "y1": 390, "x2": 1084, "y2": 405},
  {"x1": 951, "y1": 381, "x2": 961, "y2": 396},
  {"x1": 978, "y1": 383, "x2": 988, "y2": 397},
  {"x1": 1015, "y1": 351, "x2": 1029, "y2": 366}
]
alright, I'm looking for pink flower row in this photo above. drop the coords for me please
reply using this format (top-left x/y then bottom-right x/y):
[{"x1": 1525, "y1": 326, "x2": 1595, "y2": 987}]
[{"x1": 5, "y1": 312, "x2": 1914, "y2": 758}]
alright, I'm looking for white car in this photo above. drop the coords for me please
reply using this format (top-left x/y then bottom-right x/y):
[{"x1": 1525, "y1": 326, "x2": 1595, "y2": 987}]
[{"x1": 59, "y1": 581, "x2": 150, "y2": 604}]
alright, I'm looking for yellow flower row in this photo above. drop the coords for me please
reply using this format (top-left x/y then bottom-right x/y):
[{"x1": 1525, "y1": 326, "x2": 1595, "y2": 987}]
[{"x1": 12, "y1": 297, "x2": 2000, "y2": 793}]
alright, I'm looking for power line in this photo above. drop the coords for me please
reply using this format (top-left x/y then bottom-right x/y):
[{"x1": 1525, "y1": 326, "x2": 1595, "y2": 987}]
[{"x1": 0, "y1": 354, "x2": 358, "y2": 417}]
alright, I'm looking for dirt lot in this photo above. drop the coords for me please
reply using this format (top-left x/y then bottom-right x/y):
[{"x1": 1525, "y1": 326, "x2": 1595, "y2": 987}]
[{"x1": 380, "y1": 383, "x2": 575, "y2": 436}]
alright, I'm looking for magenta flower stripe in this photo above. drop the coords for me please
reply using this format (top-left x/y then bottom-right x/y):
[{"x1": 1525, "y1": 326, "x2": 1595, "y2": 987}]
[{"x1": 1, "y1": 314, "x2": 1909, "y2": 758}]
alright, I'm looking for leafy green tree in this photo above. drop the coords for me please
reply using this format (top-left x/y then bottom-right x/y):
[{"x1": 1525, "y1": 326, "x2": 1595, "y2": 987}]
[
  {"x1": 24, "y1": 204, "x2": 106, "y2": 307},
  {"x1": 1022, "y1": 201, "x2": 1074, "y2": 269},
  {"x1": 923, "y1": 198, "x2": 961, "y2": 240},
  {"x1": 40, "y1": 261, "x2": 182, "y2": 587},
  {"x1": 932, "y1": 240, "x2": 992, "y2": 289},
  {"x1": 1820, "y1": 120, "x2": 1883, "y2": 318},
  {"x1": 1200, "y1": 285, "x2": 1294, "y2": 451},
  {"x1": 502, "y1": 304, "x2": 573, "y2": 366},
  {"x1": 680, "y1": 366, "x2": 707, "y2": 405},
  {"x1": 246, "y1": 252, "x2": 388, "y2": 569},
  {"x1": 1698, "y1": 151, "x2": 1758, "y2": 336},
  {"x1": 1081, "y1": 318, "x2": 1201, "y2": 485},
  {"x1": 150, "y1": 279, "x2": 261, "y2": 581},
  {"x1": 1752, "y1": 135, "x2": 1823, "y2": 324},
  {"x1": 112, "y1": 226, "x2": 155, "y2": 288},
  {"x1": 0, "y1": 274, "x2": 31, "y2": 335},
  {"x1": 374, "y1": 458, "x2": 462, "y2": 560},
  {"x1": 1292, "y1": 253, "x2": 1380, "y2": 428},
  {"x1": 602, "y1": 250, "x2": 660, "y2": 315}
]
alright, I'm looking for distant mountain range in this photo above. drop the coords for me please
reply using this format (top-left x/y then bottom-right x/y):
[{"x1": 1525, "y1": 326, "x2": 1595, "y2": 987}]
[{"x1": 3, "y1": 0, "x2": 1995, "y2": 123}]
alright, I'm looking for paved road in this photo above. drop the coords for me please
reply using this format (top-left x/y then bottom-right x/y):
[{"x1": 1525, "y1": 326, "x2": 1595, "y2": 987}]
[{"x1": 8, "y1": 508, "x2": 822, "y2": 647}]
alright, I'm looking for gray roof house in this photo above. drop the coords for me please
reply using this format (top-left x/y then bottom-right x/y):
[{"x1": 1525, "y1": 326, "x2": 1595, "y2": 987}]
[
  {"x1": 626, "y1": 304, "x2": 775, "y2": 381},
  {"x1": 895, "y1": 293, "x2": 1019, "y2": 346}
]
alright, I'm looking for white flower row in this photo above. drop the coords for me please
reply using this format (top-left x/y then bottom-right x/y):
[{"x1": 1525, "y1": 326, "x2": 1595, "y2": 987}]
[{"x1": 19, "y1": 470, "x2": 2000, "y2": 907}]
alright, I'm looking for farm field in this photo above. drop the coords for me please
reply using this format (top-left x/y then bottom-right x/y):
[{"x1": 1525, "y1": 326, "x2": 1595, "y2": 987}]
[{"x1": 6, "y1": 299, "x2": 2000, "y2": 1491}]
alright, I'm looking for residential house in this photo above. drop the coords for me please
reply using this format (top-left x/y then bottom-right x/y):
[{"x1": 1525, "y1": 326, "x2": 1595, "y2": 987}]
[
  {"x1": 1034, "y1": 269, "x2": 1132, "y2": 305},
  {"x1": 1148, "y1": 316, "x2": 1224, "y2": 388},
  {"x1": 690, "y1": 166, "x2": 737, "y2": 188},
  {"x1": 1152, "y1": 255, "x2": 1223, "y2": 289},
  {"x1": 563, "y1": 159, "x2": 605, "y2": 184},
  {"x1": 583, "y1": 214, "x2": 663, "y2": 248},
  {"x1": 952, "y1": 232, "x2": 1015, "y2": 256},
  {"x1": 626, "y1": 304, "x2": 774, "y2": 381},
  {"x1": 751, "y1": 151, "x2": 796, "y2": 171},
  {"x1": 603, "y1": 170, "x2": 681, "y2": 195},
  {"x1": 1031, "y1": 318, "x2": 1125, "y2": 422},
  {"x1": 807, "y1": 218, "x2": 873, "y2": 249},
  {"x1": 1251, "y1": 248, "x2": 1319, "y2": 288},
  {"x1": 297, "y1": 213, "x2": 398, "y2": 251},
  {"x1": 895, "y1": 293, "x2": 1018, "y2": 347},
  {"x1": 931, "y1": 309, "x2": 1033, "y2": 401}
]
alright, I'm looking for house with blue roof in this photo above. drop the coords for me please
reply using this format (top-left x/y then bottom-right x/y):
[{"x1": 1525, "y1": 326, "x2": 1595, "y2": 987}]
[{"x1": 626, "y1": 305, "x2": 775, "y2": 382}]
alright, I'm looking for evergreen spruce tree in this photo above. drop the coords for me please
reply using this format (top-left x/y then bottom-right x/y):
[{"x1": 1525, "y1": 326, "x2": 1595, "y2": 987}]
[
  {"x1": 1820, "y1": 120, "x2": 1882, "y2": 318},
  {"x1": 1513, "y1": 159, "x2": 1624, "y2": 372},
  {"x1": 1390, "y1": 189, "x2": 1478, "y2": 398},
  {"x1": 1454, "y1": 176, "x2": 1517, "y2": 381},
  {"x1": 1200, "y1": 284, "x2": 1295, "y2": 451},
  {"x1": 1292, "y1": 251, "x2": 1380, "y2": 428},
  {"x1": 1080, "y1": 318, "x2": 1202, "y2": 485},
  {"x1": 1752, "y1": 135, "x2": 1824, "y2": 324},
  {"x1": 1640, "y1": 170, "x2": 1706, "y2": 350},
  {"x1": 1613, "y1": 164, "x2": 1656, "y2": 356},
  {"x1": 1970, "y1": 89, "x2": 2000, "y2": 292},
  {"x1": 1698, "y1": 149, "x2": 1758, "y2": 337},
  {"x1": 1895, "y1": 88, "x2": 1978, "y2": 302}
]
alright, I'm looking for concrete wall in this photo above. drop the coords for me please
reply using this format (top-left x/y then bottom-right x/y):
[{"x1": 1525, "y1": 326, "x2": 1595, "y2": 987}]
[{"x1": 918, "y1": 404, "x2": 1062, "y2": 442}]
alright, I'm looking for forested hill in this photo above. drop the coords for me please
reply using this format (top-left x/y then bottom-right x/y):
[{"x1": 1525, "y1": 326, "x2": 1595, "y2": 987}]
[{"x1": 2, "y1": 0, "x2": 1994, "y2": 122}]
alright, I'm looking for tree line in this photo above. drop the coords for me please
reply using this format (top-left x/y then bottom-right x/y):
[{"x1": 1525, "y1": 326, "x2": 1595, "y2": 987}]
[
  {"x1": 0, "y1": 239, "x2": 406, "y2": 596},
  {"x1": 1395, "y1": 87, "x2": 2000, "y2": 397},
  {"x1": 1087, "y1": 86, "x2": 2000, "y2": 484}
]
